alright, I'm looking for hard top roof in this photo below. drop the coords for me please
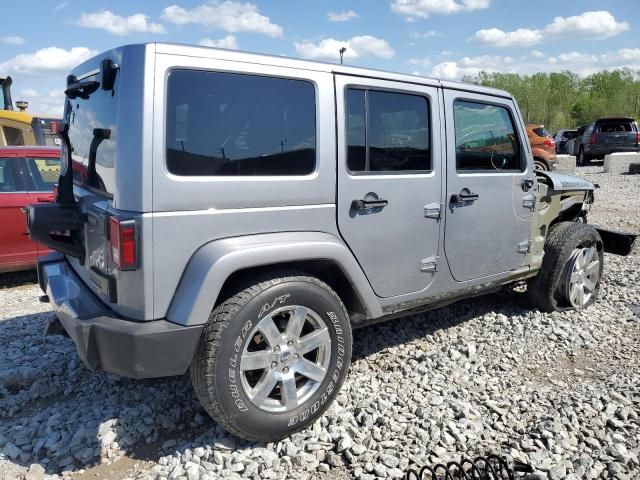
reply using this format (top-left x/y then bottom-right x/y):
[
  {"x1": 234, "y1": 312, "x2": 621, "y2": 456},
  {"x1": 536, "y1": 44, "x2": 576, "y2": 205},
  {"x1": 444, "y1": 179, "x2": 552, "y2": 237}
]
[{"x1": 79, "y1": 43, "x2": 515, "y2": 101}]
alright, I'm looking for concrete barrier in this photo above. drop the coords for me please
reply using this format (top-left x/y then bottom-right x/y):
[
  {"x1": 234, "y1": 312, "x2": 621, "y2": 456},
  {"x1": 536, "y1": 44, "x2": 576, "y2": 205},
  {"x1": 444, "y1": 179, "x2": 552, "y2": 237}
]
[
  {"x1": 603, "y1": 152, "x2": 640, "y2": 174},
  {"x1": 555, "y1": 155, "x2": 576, "y2": 174}
]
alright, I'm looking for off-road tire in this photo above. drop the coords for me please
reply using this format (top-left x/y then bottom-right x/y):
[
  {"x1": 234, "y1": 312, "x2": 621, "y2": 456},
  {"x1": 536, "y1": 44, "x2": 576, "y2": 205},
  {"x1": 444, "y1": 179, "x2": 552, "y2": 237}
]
[
  {"x1": 190, "y1": 273, "x2": 352, "y2": 442},
  {"x1": 528, "y1": 222, "x2": 603, "y2": 312}
]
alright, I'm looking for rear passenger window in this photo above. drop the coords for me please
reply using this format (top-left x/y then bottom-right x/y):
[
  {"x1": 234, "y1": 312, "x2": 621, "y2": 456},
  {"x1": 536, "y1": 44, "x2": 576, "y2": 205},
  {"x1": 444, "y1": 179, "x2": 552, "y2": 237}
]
[
  {"x1": 454, "y1": 100, "x2": 521, "y2": 172},
  {"x1": 166, "y1": 70, "x2": 316, "y2": 176},
  {"x1": 346, "y1": 88, "x2": 431, "y2": 173}
]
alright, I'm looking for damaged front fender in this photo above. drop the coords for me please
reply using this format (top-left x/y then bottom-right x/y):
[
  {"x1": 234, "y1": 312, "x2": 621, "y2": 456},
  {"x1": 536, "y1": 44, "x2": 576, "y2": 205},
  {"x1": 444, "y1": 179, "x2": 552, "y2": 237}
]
[{"x1": 593, "y1": 226, "x2": 637, "y2": 256}]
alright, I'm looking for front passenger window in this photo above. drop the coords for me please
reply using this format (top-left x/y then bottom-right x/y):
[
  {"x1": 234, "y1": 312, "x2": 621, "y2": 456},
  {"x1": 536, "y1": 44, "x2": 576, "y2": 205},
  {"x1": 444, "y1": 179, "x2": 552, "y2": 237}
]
[{"x1": 454, "y1": 100, "x2": 521, "y2": 172}]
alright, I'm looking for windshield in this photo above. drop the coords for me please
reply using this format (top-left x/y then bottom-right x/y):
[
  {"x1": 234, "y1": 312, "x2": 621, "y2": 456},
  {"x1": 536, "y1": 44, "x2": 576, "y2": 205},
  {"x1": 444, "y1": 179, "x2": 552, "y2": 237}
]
[{"x1": 65, "y1": 76, "x2": 117, "y2": 195}]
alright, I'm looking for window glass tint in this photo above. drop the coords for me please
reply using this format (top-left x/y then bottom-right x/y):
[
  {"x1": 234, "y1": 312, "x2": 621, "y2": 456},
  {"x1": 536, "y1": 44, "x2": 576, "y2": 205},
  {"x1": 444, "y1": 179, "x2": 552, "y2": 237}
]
[
  {"x1": 166, "y1": 70, "x2": 316, "y2": 176},
  {"x1": 0, "y1": 159, "x2": 18, "y2": 192},
  {"x1": 67, "y1": 77, "x2": 117, "y2": 195},
  {"x1": 346, "y1": 88, "x2": 430, "y2": 173},
  {"x1": 597, "y1": 121, "x2": 633, "y2": 133},
  {"x1": 3, "y1": 126, "x2": 25, "y2": 146},
  {"x1": 26, "y1": 157, "x2": 60, "y2": 191},
  {"x1": 454, "y1": 100, "x2": 521, "y2": 171},
  {"x1": 346, "y1": 89, "x2": 366, "y2": 171}
]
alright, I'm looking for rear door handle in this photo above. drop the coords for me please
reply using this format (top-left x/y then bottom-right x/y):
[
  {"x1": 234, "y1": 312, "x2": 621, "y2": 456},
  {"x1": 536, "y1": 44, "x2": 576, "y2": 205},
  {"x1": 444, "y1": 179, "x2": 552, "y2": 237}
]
[{"x1": 451, "y1": 189, "x2": 479, "y2": 207}]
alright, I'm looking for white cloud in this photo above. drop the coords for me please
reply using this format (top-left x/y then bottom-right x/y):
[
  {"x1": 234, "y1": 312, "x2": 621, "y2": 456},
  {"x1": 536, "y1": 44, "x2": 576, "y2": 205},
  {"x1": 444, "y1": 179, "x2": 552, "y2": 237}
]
[
  {"x1": 426, "y1": 47, "x2": 640, "y2": 80},
  {"x1": 470, "y1": 28, "x2": 542, "y2": 48},
  {"x1": 391, "y1": 0, "x2": 490, "y2": 20},
  {"x1": 327, "y1": 10, "x2": 358, "y2": 22},
  {"x1": 15, "y1": 89, "x2": 65, "y2": 116},
  {"x1": 77, "y1": 11, "x2": 165, "y2": 36},
  {"x1": 162, "y1": 1, "x2": 283, "y2": 37},
  {"x1": 53, "y1": 1, "x2": 69, "y2": 12},
  {"x1": 410, "y1": 30, "x2": 441, "y2": 38},
  {"x1": 198, "y1": 35, "x2": 239, "y2": 49},
  {"x1": 545, "y1": 10, "x2": 629, "y2": 39},
  {"x1": 294, "y1": 36, "x2": 394, "y2": 61},
  {"x1": 2, "y1": 36, "x2": 25, "y2": 45},
  {"x1": 470, "y1": 10, "x2": 629, "y2": 48},
  {"x1": 531, "y1": 50, "x2": 545, "y2": 58},
  {"x1": 0, "y1": 46, "x2": 97, "y2": 75},
  {"x1": 409, "y1": 57, "x2": 432, "y2": 68}
]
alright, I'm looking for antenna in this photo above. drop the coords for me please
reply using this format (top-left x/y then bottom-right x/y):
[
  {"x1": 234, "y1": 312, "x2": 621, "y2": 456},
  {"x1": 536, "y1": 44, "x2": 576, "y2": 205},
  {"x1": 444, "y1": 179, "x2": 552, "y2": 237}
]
[{"x1": 339, "y1": 47, "x2": 347, "y2": 65}]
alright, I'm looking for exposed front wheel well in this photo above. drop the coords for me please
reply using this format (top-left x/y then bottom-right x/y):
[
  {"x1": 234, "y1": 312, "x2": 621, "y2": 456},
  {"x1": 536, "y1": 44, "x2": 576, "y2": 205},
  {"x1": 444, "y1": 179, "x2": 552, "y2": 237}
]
[{"x1": 216, "y1": 260, "x2": 368, "y2": 322}]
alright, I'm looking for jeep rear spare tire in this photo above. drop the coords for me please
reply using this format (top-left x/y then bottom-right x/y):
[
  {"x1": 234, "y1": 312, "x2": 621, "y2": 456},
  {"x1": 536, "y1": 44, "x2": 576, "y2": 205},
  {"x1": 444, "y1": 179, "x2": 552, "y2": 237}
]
[
  {"x1": 190, "y1": 273, "x2": 352, "y2": 442},
  {"x1": 528, "y1": 222, "x2": 603, "y2": 312}
]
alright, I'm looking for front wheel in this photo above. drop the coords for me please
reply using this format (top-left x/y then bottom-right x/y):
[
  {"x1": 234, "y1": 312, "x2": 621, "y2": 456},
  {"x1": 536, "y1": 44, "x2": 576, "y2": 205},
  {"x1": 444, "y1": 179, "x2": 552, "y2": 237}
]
[
  {"x1": 190, "y1": 273, "x2": 352, "y2": 442},
  {"x1": 528, "y1": 222, "x2": 603, "y2": 312}
]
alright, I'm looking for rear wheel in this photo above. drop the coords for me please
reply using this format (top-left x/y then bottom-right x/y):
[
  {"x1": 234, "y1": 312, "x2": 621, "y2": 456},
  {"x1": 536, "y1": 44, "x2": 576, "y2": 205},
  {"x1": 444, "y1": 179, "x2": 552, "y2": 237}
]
[
  {"x1": 577, "y1": 148, "x2": 588, "y2": 166},
  {"x1": 190, "y1": 273, "x2": 352, "y2": 442},
  {"x1": 528, "y1": 222, "x2": 603, "y2": 312}
]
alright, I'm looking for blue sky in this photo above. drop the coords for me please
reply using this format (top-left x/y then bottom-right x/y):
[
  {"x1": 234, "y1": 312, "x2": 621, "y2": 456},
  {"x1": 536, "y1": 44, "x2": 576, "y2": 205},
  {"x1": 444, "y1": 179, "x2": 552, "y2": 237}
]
[{"x1": 1, "y1": 0, "x2": 639, "y2": 115}]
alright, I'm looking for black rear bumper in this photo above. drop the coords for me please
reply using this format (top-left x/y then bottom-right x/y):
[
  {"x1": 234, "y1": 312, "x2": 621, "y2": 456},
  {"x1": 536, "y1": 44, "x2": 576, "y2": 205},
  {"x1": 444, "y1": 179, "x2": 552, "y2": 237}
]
[
  {"x1": 38, "y1": 253, "x2": 203, "y2": 379},
  {"x1": 585, "y1": 146, "x2": 640, "y2": 157}
]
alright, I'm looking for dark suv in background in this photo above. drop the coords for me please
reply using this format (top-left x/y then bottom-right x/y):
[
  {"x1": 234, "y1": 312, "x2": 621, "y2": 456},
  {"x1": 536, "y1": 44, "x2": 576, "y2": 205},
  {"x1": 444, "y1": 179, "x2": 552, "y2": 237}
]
[
  {"x1": 572, "y1": 117, "x2": 640, "y2": 166},
  {"x1": 554, "y1": 129, "x2": 577, "y2": 154}
]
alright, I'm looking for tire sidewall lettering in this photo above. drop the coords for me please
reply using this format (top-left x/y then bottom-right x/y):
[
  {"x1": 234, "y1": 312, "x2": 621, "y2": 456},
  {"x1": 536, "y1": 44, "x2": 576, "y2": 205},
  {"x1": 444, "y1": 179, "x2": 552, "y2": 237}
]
[{"x1": 215, "y1": 283, "x2": 351, "y2": 439}]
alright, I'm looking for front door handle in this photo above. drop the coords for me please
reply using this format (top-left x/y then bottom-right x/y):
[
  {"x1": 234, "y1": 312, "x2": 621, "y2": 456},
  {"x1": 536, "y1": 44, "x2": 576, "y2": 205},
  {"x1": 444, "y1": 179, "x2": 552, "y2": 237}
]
[
  {"x1": 36, "y1": 197, "x2": 54, "y2": 203},
  {"x1": 351, "y1": 192, "x2": 388, "y2": 212},
  {"x1": 451, "y1": 189, "x2": 479, "y2": 207}
]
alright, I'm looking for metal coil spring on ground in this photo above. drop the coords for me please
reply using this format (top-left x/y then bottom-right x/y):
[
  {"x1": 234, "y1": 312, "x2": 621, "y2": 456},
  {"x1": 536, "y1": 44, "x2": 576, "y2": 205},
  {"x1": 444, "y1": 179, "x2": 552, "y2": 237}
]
[{"x1": 405, "y1": 454, "x2": 534, "y2": 480}]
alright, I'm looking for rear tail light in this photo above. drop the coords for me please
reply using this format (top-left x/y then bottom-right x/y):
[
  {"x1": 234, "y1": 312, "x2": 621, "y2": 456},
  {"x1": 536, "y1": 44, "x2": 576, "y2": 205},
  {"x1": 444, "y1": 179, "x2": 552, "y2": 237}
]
[
  {"x1": 50, "y1": 120, "x2": 62, "y2": 134},
  {"x1": 636, "y1": 132, "x2": 640, "y2": 145},
  {"x1": 589, "y1": 132, "x2": 597, "y2": 144},
  {"x1": 109, "y1": 217, "x2": 138, "y2": 270},
  {"x1": 543, "y1": 139, "x2": 555, "y2": 148}
]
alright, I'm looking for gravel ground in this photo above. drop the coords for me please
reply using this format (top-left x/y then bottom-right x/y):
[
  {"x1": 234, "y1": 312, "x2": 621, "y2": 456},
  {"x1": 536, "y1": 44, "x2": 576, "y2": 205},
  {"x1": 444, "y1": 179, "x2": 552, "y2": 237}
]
[{"x1": 1, "y1": 166, "x2": 639, "y2": 480}]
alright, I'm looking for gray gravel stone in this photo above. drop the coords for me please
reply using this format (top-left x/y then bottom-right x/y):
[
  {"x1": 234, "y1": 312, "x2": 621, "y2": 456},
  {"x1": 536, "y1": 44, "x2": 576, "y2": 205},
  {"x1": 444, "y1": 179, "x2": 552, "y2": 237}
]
[{"x1": 1, "y1": 167, "x2": 639, "y2": 480}]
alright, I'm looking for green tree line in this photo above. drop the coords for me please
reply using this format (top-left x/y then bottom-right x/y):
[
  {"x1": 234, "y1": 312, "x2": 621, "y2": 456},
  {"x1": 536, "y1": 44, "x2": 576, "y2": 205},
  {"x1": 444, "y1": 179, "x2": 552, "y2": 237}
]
[{"x1": 463, "y1": 69, "x2": 640, "y2": 133}]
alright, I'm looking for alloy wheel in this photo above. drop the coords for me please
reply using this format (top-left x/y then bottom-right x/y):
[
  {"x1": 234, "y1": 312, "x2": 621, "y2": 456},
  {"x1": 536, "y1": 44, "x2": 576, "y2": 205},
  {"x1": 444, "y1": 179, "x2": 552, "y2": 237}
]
[
  {"x1": 563, "y1": 246, "x2": 600, "y2": 308},
  {"x1": 240, "y1": 305, "x2": 331, "y2": 413}
]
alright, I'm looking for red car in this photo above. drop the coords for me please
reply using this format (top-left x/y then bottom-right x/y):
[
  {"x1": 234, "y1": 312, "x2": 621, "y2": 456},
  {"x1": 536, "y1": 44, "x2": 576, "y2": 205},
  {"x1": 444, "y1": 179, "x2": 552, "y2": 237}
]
[{"x1": 0, "y1": 146, "x2": 60, "y2": 273}]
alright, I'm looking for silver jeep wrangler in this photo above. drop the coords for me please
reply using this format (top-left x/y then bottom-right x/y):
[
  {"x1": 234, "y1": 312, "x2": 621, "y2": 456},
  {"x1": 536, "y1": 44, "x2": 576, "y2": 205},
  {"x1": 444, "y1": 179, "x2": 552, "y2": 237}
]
[{"x1": 27, "y1": 43, "x2": 635, "y2": 442}]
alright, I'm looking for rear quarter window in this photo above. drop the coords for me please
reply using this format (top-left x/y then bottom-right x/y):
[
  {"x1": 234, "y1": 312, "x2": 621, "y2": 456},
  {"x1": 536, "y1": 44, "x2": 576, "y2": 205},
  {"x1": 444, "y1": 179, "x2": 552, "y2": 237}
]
[{"x1": 165, "y1": 70, "x2": 316, "y2": 176}]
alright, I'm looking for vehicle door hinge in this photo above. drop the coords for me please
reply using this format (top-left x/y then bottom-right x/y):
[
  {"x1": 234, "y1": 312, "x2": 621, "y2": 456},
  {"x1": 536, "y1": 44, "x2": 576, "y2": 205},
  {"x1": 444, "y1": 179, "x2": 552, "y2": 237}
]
[
  {"x1": 420, "y1": 255, "x2": 439, "y2": 273},
  {"x1": 522, "y1": 195, "x2": 536, "y2": 211},
  {"x1": 518, "y1": 240, "x2": 531, "y2": 254},
  {"x1": 424, "y1": 203, "x2": 442, "y2": 220}
]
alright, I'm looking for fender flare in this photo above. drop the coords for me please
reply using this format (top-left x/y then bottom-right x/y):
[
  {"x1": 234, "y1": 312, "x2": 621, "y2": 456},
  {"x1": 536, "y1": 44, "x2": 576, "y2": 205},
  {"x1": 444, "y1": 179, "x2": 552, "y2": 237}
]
[{"x1": 166, "y1": 232, "x2": 383, "y2": 326}]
